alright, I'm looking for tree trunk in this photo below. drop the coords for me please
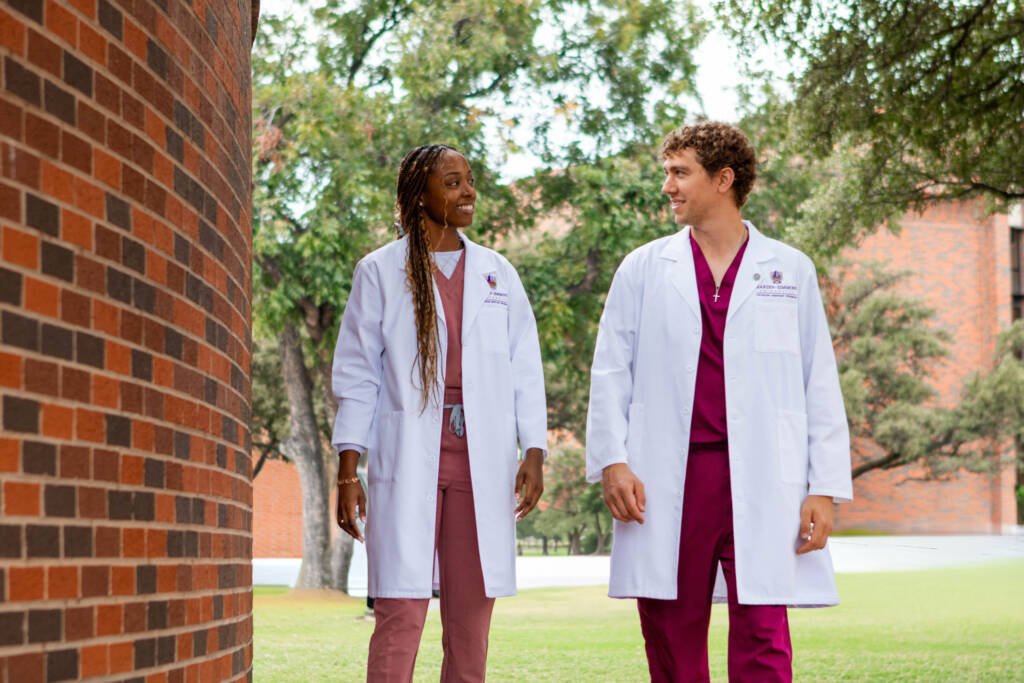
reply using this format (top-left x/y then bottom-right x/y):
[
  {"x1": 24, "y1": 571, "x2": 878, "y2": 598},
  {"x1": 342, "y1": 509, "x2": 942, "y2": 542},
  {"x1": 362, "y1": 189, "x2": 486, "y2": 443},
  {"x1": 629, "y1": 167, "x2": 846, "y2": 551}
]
[
  {"x1": 568, "y1": 531, "x2": 581, "y2": 556},
  {"x1": 330, "y1": 534, "x2": 354, "y2": 592},
  {"x1": 592, "y1": 512, "x2": 606, "y2": 555},
  {"x1": 278, "y1": 324, "x2": 333, "y2": 589},
  {"x1": 302, "y1": 305, "x2": 356, "y2": 592},
  {"x1": 542, "y1": 536, "x2": 548, "y2": 556}
]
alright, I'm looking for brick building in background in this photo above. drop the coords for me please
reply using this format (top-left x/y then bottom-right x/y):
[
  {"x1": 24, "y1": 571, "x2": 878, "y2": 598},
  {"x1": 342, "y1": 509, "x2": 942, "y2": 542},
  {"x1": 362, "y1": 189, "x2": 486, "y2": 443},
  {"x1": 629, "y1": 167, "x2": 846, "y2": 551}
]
[
  {"x1": 0, "y1": 0, "x2": 257, "y2": 678},
  {"x1": 836, "y1": 201, "x2": 1021, "y2": 534},
  {"x1": 253, "y1": 201, "x2": 1022, "y2": 561}
]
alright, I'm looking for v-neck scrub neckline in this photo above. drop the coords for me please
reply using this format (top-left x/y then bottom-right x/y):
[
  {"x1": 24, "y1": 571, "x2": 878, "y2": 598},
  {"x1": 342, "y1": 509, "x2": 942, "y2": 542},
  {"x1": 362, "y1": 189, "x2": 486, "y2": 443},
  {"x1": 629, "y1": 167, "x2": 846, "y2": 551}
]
[
  {"x1": 432, "y1": 248, "x2": 465, "y2": 280},
  {"x1": 688, "y1": 234, "x2": 748, "y2": 449}
]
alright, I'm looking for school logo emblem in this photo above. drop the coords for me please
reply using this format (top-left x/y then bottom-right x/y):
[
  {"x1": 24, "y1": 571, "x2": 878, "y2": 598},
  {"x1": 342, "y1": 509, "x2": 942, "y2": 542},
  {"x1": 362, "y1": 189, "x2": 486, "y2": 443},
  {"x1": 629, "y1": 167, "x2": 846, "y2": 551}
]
[
  {"x1": 770, "y1": 270, "x2": 783, "y2": 284},
  {"x1": 485, "y1": 274, "x2": 497, "y2": 289}
]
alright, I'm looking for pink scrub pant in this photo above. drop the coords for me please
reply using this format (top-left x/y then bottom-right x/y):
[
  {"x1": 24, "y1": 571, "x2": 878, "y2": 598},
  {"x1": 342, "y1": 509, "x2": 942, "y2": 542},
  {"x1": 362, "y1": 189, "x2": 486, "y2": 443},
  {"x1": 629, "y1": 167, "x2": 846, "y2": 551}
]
[
  {"x1": 637, "y1": 446, "x2": 792, "y2": 682},
  {"x1": 366, "y1": 422, "x2": 494, "y2": 682}
]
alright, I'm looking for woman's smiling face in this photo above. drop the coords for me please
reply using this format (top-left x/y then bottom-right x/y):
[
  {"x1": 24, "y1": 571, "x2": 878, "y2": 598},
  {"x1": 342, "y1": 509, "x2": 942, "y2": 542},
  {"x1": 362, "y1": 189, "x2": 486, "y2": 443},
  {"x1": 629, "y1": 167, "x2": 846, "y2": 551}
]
[{"x1": 420, "y1": 150, "x2": 477, "y2": 230}]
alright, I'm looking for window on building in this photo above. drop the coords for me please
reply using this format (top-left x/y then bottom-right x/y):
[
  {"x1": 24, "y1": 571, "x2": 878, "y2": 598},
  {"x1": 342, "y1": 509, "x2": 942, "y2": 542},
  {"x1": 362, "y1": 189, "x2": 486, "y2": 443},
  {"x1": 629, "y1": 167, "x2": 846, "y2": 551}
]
[
  {"x1": 1013, "y1": 227, "x2": 1023, "y2": 321},
  {"x1": 1013, "y1": 226, "x2": 1024, "y2": 524}
]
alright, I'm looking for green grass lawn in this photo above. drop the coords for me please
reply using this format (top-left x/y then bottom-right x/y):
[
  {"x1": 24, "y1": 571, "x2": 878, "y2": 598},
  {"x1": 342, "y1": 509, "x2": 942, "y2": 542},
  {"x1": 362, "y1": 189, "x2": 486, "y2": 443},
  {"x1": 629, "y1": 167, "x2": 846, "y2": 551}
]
[{"x1": 254, "y1": 561, "x2": 1024, "y2": 681}]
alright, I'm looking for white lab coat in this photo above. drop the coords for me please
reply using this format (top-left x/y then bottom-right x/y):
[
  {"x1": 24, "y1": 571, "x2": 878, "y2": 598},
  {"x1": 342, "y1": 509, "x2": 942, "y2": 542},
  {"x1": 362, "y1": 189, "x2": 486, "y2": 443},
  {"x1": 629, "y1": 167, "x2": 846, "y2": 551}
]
[
  {"x1": 331, "y1": 232, "x2": 547, "y2": 598},
  {"x1": 586, "y1": 222, "x2": 852, "y2": 605}
]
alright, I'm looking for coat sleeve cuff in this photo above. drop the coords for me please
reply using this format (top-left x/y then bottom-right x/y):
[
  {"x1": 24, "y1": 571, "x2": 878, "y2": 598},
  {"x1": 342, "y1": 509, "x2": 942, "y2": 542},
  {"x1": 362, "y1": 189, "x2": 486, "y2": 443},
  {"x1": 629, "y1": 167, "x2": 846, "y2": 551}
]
[
  {"x1": 808, "y1": 487, "x2": 853, "y2": 504},
  {"x1": 586, "y1": 454, "x2": 627, "y2": 484},
  {"x1": 520, "y1": 446, "x2": 547, "y2": 461}
]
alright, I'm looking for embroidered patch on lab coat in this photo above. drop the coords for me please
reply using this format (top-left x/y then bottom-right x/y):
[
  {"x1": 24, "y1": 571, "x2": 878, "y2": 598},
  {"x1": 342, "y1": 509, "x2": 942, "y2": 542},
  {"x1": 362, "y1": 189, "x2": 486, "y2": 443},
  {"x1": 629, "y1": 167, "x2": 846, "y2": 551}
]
[
  {"x1": 484, "y1": 290, "x2": 509, "y2": 306},
  {"x1": 755, "y1": 270, "x2": 798, "y2": 300},
  {"x1": 485, "y1": 273, "x2": 497, "y2": 289}
]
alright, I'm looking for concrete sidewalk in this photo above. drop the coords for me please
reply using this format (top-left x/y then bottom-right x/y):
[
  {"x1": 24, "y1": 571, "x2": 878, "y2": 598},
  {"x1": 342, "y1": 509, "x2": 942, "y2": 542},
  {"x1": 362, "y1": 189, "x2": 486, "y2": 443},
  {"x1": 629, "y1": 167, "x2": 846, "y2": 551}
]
[{"x1": 254, "y1": 535, "x2": 1024, "y2": 595}]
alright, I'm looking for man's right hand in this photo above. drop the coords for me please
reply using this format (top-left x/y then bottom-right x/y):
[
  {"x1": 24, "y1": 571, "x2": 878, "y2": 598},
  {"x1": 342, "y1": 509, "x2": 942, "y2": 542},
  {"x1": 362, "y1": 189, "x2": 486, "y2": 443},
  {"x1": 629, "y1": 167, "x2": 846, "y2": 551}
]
[{"x1": 601, "y1": 463, "x2": 646, "y2": 524}]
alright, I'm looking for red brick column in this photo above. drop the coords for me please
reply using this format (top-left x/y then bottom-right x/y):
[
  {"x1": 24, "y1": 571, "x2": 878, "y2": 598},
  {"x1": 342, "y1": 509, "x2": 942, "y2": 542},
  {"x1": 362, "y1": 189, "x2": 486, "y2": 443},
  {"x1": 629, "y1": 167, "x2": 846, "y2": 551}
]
[{"x1": 0, "y1": 0, "x2": 256, "y2": 678}]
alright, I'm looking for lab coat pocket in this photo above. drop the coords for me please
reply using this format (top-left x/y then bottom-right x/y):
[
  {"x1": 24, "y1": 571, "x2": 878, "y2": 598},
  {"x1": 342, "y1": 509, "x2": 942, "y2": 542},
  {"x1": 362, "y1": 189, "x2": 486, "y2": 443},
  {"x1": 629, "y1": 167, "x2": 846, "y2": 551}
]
[
  {"x1": 755, "y1": 302, "x2": 800, "y2": 354},
  {"x1": 777, "y1": 409, "x2": 809, "y2": 485},
  {"x1": 625, "y1": 403, "x2": 645, "y2": 462},
  {"x1": 479, "y1": 305, "x2": 510, "y2": 353},
  {"x1": 369, "y1": 411, "x2": 402, "y2": 484}
]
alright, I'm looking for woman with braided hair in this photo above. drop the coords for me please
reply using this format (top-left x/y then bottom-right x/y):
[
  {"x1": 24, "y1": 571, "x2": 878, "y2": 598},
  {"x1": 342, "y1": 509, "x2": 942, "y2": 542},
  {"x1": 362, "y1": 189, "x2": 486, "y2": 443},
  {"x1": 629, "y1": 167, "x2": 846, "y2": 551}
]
[{"x1": 331, "y1": 144, "x2": 547, "y2": 681}]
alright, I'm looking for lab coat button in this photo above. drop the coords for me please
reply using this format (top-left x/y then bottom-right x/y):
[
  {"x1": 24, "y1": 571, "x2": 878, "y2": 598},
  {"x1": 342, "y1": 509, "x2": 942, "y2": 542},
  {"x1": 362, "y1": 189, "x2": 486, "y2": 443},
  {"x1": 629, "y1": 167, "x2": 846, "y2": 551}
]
[{"x1": 686, "y1": 365, "x2": 695, "y2": 373}]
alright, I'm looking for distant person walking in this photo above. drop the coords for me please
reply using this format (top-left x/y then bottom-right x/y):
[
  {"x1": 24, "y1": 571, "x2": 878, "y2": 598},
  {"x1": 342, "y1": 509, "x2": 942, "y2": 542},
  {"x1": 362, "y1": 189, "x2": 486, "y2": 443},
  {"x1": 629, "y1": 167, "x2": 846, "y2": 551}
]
[
  {"x1": 587, "y1": 122, "x2": 853, "y2": 681},
  {"x1": 332, "y1": 144, "x2": 547, "y2": 682}
]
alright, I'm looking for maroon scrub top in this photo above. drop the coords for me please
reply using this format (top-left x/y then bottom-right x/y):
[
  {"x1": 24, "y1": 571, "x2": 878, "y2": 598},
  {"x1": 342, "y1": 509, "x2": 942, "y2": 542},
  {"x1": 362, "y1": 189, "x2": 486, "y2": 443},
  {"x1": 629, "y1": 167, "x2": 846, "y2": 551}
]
[{"x1": 688, "y1": 233, "x2": 748, "y2": 450}]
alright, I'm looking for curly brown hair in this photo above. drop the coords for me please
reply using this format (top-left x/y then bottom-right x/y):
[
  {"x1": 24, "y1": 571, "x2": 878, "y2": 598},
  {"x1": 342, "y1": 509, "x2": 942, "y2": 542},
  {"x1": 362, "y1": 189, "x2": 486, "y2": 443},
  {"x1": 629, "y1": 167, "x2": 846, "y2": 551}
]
[
  {"x1": 396, "y1": 144, "x2": 456, "y2": 412},
  {"x1": 659, "y1": 122, "x2": 757, "y2": 207}
]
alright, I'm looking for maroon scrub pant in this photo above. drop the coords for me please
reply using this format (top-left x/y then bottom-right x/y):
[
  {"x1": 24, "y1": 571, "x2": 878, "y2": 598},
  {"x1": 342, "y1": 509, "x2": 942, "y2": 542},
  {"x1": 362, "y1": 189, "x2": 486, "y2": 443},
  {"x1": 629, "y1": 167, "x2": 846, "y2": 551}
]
[
  {"x1": 366, "y1": 408, "x2": 494, "y2": 683},
  {"x1": 637, "y1": 446, "x2": 792, "y2": 682}
]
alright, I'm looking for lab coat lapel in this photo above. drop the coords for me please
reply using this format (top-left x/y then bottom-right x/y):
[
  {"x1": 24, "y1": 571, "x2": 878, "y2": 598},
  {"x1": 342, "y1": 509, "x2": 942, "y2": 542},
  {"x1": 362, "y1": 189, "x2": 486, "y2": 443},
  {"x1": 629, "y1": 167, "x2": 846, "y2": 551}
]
[
  {"x1": 395, "y1": 234, "x2": 447, "y2": 330},
  {"x1": 727, "y1": 221, "x2": 775, "y2": 323},
  {"x1": 660, "y1": 227, "x2": 701, "y2": 321},
  {"x1": 459, "y1": 232, "x2": 492, "y2": 339}
]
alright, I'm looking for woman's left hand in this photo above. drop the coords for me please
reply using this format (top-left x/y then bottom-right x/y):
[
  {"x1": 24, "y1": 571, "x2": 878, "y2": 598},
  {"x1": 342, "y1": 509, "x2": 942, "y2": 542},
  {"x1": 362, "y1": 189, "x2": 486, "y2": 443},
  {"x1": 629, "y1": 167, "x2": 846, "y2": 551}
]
[{"x1": 515, "y1": 448, "x2": 544, "y2": 520}]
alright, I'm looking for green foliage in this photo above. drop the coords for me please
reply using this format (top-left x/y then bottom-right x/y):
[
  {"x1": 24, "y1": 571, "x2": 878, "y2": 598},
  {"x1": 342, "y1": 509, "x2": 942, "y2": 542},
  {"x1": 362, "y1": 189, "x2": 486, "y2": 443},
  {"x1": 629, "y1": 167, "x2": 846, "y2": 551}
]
[
  {"x1": 251, "y1": 0, "x2": 707, "y2": 356},
  {"x1": 947, "y1": 321, "x2": 1024, "y2": 465},
  {"x1": 719, "y1": 0, "x2": 1024, "y2": 260},
  {"x1": 250, "y1": 337, "x2": 290, "y2": 473},
  {"x1": 832, "y1": 263, "x2": 1024, "y2": 478},
  {"x1": 513, "y1": 151, "x2": 674, "y2": 439},
  {"x1": 251, "y1": 0, "x2": 707, "y2": 451},
  {"x1": 522, "y1": 447, "x2": 611, "y2": 554}
]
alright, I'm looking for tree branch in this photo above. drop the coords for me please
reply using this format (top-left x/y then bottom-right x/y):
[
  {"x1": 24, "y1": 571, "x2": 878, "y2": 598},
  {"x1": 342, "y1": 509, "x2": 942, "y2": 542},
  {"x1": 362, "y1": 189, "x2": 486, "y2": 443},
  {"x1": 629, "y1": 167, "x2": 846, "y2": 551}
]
[
  {"x1": 346, "y1": 2, "x2": 414, "y2": 87},
  {"x1": 566, "y1": 248, "x2": 602, "y2": 296},
  {"x1": 252, "y1": 450, "x2": 270, "y2": 478},
  {"x1": 851, "y1": 451, "x2": 904, "y2": 479}
]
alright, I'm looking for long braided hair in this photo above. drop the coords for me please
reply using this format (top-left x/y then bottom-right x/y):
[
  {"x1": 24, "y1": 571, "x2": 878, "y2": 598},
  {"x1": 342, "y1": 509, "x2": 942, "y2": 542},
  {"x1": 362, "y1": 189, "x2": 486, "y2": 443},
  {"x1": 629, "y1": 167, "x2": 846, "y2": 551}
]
[{"x1": 395, "y1": 144, "x2": 457, "y2": 411}]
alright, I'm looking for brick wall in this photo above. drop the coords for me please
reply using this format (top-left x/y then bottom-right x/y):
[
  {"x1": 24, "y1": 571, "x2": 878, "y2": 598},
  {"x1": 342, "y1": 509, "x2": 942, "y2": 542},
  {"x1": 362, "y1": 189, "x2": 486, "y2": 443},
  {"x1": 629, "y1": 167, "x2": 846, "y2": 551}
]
[
  {"x1": 836, "y1": 201, "x2": 1017, "y2": 533},
  {"x1": 251, "y1": 457, "x2": 302, "y2": 558},
  {"x1": 0, "y1": 0, "x2": 256, "y2": 678}
]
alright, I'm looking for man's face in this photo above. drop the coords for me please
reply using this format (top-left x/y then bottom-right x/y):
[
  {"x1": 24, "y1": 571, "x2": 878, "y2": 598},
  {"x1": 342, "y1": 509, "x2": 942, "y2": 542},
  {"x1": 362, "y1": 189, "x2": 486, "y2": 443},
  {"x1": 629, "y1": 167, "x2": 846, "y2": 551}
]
[{"x1": 660, "y1": 148, "x2": 724, "y2": 226}]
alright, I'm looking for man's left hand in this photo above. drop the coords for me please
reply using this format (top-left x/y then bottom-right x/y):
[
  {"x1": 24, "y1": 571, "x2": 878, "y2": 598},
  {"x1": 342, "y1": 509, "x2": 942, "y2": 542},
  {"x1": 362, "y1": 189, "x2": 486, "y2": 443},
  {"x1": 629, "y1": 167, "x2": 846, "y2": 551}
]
[
  {"x1": 796, "y1": 494, "x2": 834, "y2": 555},
  {"x1": 515, "y1": 448, "x2": 544, "y2": 520}
]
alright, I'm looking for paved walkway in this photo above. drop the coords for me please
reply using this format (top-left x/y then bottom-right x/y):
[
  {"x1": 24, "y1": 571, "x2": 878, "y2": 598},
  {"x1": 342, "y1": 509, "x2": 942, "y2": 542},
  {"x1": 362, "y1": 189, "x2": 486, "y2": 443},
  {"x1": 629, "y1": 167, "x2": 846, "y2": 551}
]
[{"x1": 254, "y1": 535, "x2": 1024, "y2": 595}]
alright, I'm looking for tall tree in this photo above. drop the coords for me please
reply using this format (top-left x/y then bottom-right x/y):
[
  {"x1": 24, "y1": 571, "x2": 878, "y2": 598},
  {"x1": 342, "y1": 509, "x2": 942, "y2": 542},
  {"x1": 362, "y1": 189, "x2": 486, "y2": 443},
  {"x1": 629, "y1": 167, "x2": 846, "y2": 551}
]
[
  {"x1": 512, "y1": 150, "x2": 673, "y2": 439},
  {"x1": 717, "y1": 0, "x2": 1024, "y2": 260},
  {"x1": 251, "y1": 0, "x2": 706, "y2": 590}
]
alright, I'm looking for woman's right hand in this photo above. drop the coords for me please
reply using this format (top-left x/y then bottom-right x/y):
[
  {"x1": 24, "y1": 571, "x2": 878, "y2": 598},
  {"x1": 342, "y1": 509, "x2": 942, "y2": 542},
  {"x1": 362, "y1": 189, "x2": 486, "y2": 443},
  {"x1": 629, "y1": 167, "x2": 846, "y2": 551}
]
[{"x1": 336, "y1": 478, "x2": 367, "y2": 542}]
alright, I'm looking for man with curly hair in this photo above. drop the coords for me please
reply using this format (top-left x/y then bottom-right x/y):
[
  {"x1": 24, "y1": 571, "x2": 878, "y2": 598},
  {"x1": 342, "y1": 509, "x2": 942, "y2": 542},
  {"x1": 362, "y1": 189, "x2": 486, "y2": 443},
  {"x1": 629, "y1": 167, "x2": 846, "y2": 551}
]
[{"x1": 587, "y1": 122, "x2": 852, "y2": 681}]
